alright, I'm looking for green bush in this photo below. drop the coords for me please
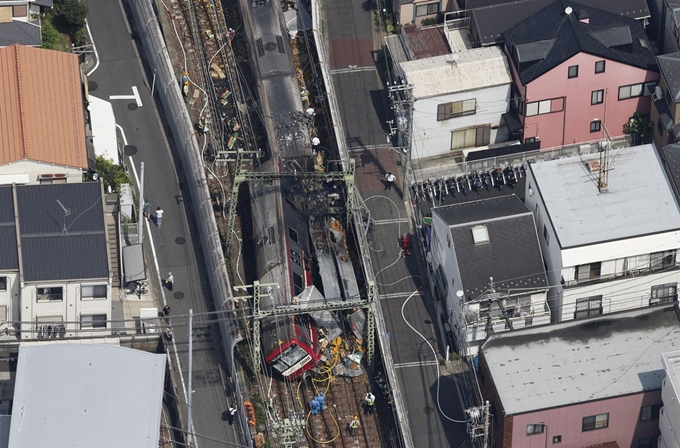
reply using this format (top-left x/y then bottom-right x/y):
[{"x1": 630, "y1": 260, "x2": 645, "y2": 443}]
[
  {"x1": 96, "y1": 156, "x2": 130, "y2": 192},
  {"x1": 41, "y1": 21, "x2": 61, "y2": 50},
  {"x1": 56, "y1": 0, "x2": 88, "y2": 30},
  {"x1": 420, "y1": 17, "x2": 439, "y2": 26}
]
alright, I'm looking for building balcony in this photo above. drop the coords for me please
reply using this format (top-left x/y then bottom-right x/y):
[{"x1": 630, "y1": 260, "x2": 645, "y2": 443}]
[
  {"x1": 562, "y1": 263, "x2": 680, "y2": 289},
  {"x1": 463, "y1": 300, "x2": 550, "y2": 342}
]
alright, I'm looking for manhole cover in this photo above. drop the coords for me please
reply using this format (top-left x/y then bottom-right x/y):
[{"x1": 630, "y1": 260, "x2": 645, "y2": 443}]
[
  {"x1": 174, "y1": 291, "x2": 185, "y2": 300},
  {"x1": 424, "y1": 406, "x2": 435, "y2": 415},
  {"x1": 264, "y1": 41, "x2": 277, "y2": 51},
  {"x1": 123, "y1": 145, "x2": 138, "y2": 156},
  {"x1": 175, "y1": 237, "x2": 186, "y2": 245},
  {"x1": 127, "y1": 103, "x2": 138, "y2": 111},
  {"x1": 88, "y1": 81, "x2": 98, "y2": 91},
  {"x1": 424, "y1": 319, "x2": 431, "y2": 324}
]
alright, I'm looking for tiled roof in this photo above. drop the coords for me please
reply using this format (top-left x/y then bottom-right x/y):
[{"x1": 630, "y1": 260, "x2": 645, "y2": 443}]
[
  {"x1": 433, "y1": 195, "x2": 548, "y2": 298},
  {"x1": 0, "y1": 44, "x2": 88, "y2": 169},
  {"x1": 470, "y1": 0, "x2": 649, "y2": 46},
  {"x1": 658, "y1": 53, "x2": 680, "y2": 102},
  {"x1": 502, "y1": 0, "x2": 657, "y2": 85},
  {"x1": 0, "y1": 21, "x2": 41, "y2": 47},
  {"x1": 16, "y1": 183, "x2": 108, "y2": 281}
]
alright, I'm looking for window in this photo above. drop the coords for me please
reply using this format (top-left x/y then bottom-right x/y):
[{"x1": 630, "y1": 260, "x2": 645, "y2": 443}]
[
  {"x1": 638, "y1": 437, "x2": 658, "y2": 448},
  {"x1": 590, "y1": 120, "x2": 601, "y2": 132},
  {"x1": 651, "y1": 250, "x2": 676, "y2": 270},
  {"x1": 415, "y1": 2, "x2": 439, "y2": 16},
  {"x1": 0, "y1": 277, "x2": 6, "y2": 292},
  {"x1": 575, "y1": 295, "x2": 603, "y2": 319},
  {"x1": 525, "y1": 98, "x2": 564, "y2": 116},
  {"x1": 80, "y1": 314, "x2": 107, "y2": 329},
  {"x1": 640, "y1": 404, "x2": 662, "y2": 421},
  {"x1": 81, "y1": 285, "x2": 107, "y2": 300},
  {"x1": 526, "y1": 424, "x2": 544, "y2": 435},
  {"x1": 288, "y1": 227, "x2": 299, "y2": 244},
  {"x1": 451, "y1": 126, "x2": 490, "y2": 150},
  {"x1": 437, "y1": 99, "x2": 476, "y2": 120},
  {"x1": 595, "y1": 60, "x2": 605, "y2": 73},
  {"x1": 525, "y1": 137, "x2": 536, "y2": 143},
  {"x1": 582, "y1": 413, "x2": 609, "y2": 431},
  {"x1": 591, "y1": 89, "x2": 604, "y2": 105},
  {"x1": 575, "y1": 262, "x2": 601, "y2": 281},
  {"x1": 543, "y1": 224, "x2": 549, "y2": 245},
  {"x1": 568, "y1": 65, "x2": 578, "y2": 78},
  {"x1": 553, "y1": 435, "x2": 562, "y2": 444},
  {"x1": 472, "y1": 225, "x2": 490, "y2": 244},
  {"x1": 651, "y1": 284, "x2": 677, "y2": 305},
  {"x1": 619, "y1": 83, "x2": 644, "y2": 100},
  {"x1": 37, "y1": 287, "x2": 63, "y2": 302},
  {"x1": 13, "y1": 5, "x2": 27, "y2": 17},
  {"x1": 293, "y1": 272, "x2": 304, "y2": 295}
]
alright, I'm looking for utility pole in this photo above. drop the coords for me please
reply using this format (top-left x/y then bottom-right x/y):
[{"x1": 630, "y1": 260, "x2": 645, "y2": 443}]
[
  {"x1": 465, "y1": 400, "x2": 491, "y2": 448},
  {"x1": 137, "y1": 162, "x2": 145, "y2": 245},
  {"x1": 387, "y1": 82, "x2": 415, "y2": 190},
  {"x1": 187, "y1": 308, "x2": 194, "y2": 447}
]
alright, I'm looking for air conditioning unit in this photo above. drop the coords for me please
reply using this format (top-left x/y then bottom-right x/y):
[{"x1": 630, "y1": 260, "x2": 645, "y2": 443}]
[{"x1": 654, "y1": 86, "x2": 663, "y2": 101}]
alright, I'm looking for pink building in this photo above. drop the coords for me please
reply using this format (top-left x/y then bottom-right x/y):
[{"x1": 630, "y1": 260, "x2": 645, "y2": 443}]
[
  {"x1": 501, "y1": 1, "x2": 658, "y2": 149},
  {"x1": 477, "y1": 305, "x2": 673, "y2": 448}
]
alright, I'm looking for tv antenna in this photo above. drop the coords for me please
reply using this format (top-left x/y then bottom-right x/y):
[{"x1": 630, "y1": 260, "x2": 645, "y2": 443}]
[{"x1": 56, "y1": 199, "x2": 71, "y2": 235}]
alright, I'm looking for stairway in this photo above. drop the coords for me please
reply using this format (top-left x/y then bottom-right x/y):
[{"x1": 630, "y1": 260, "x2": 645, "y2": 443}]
[{"x1": 106, "y1": 214, "x2": 121, "y2": 288}]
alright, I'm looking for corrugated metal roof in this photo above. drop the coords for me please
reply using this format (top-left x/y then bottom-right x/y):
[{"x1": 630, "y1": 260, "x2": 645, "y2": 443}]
[
  {"x1": 400, "y1": 46, "x2": 512, "y2": 98},
  {"x1": 0, "y1": 44, "x2": 87, "y2": 169},
  {"x1": 16, "y1": 183, "x2": 108, "y2": 281},
  {"x1": 8, "y1": 344, "x2": 166, "y2": 448},
  {"x1": 123, "y1": 244, "x2": 146, "y2": 282},
  {"x1": 0, "y1": 187, "x2": 18, "y2": 271}
]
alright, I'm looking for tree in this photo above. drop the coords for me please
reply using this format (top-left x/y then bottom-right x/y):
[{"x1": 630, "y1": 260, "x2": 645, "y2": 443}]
[
  {"x1": 57, "y1": 0, "x2": 88, "y2": 30},
  {"x1": 95, "y1": 156, "x2": 130, "y2": 192},
  {"x1": 41, "y1": 21, "x2": 61, "y2": 50}
]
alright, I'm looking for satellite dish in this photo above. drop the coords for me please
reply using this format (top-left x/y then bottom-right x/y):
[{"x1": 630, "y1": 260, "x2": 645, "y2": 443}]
[{"x1": 565, "y1": 6, "x2": 572, "y2": 14}]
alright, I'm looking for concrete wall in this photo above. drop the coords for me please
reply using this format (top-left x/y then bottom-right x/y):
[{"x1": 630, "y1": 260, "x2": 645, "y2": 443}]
[
  {"x1": 518, "y1": 52, "x2": 658, "y2": 149},
  {"x1": 20, "y1": 280, "x2": 111, "y2": 339},
  {"x1": 0, "y1": 272, "x2": 19, "y2": 332},
  {"x1": 0, "y1": 161, "x2": 82, "y2": 184},
  {"x1": 411, "y1": 83, "x2": 511, "y2": 160}
]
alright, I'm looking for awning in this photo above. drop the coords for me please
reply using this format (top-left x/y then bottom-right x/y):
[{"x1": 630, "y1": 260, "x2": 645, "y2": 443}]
[{"x1": 88, "y1": 95, "x2": 120, "y2": 165}]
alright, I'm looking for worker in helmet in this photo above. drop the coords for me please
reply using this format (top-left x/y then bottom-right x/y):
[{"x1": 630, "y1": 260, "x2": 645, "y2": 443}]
[{"x1": 349, "y1": 415, "x2": 360, "y2": 436}]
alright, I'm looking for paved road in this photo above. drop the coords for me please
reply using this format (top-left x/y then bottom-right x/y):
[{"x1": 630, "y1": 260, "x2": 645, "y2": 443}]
[{"x1": 87, "y1": 1, "x2": 239, "y2": 447}]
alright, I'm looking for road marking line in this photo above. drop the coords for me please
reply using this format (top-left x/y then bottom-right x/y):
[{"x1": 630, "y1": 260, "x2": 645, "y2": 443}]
[
  {"x1": 373, "y1": 218, "x2": 409, "y2": 225},
  {"x1": 379, "y1": 291, "x2": 425, "y2": 300},
  {"x1": 110, "y1": 86, "x2": 143, "y2": 107},
  {"x1": 85, "y1": 21, "x2": 100, "y2": 76},
  {"x1": 117, "y1": 123, "x2": 194, "y2": 439},
  {"x1": 393, "y1": 361, "x2": 439, "y2": 369},
  {"x1": 331, "y1": 66, "x2": 376, "y2": 74}
]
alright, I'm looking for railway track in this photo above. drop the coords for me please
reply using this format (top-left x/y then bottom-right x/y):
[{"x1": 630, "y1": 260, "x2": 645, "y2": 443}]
[{"x1": 158, "y1": 0, "x2": 387, "y2": 446}]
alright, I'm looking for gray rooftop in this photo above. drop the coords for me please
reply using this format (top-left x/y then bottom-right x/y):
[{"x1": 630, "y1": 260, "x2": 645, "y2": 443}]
[
  {"x1": 529, "y1": 144, "x2": 680, "y2": 248},
  {"x1": 17, "y1": 183, "x2": 108, "y2": 281},
  {"x1": 482, "y1": 305, "x2": 680, "y2": 415},
  {"x1": 0, "y1": 21, "x2": 41, "y2": 47},
  {"x1": 658, "y1": 53, "x2": 680, "y2": 102},
  {"x1": 0, "y1": 187, "x2": 18, "y2": 271},
  {"x1": 434, "y1": 195, "x2": 548, "y2": 298},
  {"x1": 8, "y1": 344, "x2": 166, "y2": 448}
]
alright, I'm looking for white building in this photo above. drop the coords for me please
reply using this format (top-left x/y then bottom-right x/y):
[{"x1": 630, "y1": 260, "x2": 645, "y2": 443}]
[
  {"x1": 0, "y1": 44, "x2": 92, "y2": 185},
  {"x1": 525, "y1": 144, "x2": 680, "y2": 322},
  {"x1": 428, "y1": 195, "x2": 550, "y2": 357},
  {"x1": 0, "y1": 182, "x2": 116, "y2": 339},
  {"x1": 661, "y1": 350, "x2": 680, "y2": 448},
  {"x1": 399, "y1": 45, "x2": 513, "y2": 162}
]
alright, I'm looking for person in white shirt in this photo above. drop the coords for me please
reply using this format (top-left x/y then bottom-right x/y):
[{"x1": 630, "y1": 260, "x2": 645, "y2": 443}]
[
  {"x1": 384, "y1": 172, "x2": 396, "y2": 191},
  {"x1": 155, "y1": 207, "x2": 164, "y2": 228}
]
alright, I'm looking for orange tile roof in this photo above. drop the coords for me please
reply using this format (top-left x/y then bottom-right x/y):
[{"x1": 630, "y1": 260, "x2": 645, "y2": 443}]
[{"x1": 0, "y1": 44, "x2": 87, "y2": 169}]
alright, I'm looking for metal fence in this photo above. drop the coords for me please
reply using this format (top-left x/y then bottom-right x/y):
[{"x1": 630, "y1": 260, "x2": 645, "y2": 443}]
[{"x1": 123, "y1": 1, "x2": 247, "y2": 445}]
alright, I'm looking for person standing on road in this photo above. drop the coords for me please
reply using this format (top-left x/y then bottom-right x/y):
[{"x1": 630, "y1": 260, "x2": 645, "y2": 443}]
[
  {"x1": 384, "y1": 172, "x2": 396, "y2": 191},
  {"x1": 143, "y1": 202, "x2": 151, "y2": 219},
  {"x1": 364, "y1": 392, "x2": 375, "y2": 415},
  {"x1": 165, "y1": 272, "x2": 174, "y2": 291},
  {"x1": 228, "y1": 404, "x2": 237, "y2": 425},
  {"x1": 155, "y1": 207, "x2": 164, "y2": 228},
  {"x1": 349, "y1": 416, "x2": 360, "y2": 436}
]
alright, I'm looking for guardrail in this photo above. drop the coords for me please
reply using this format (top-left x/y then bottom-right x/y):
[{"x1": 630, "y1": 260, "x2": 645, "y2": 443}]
[{"x1": 123, "y1": 1, "x2": 248, "y2": 446}]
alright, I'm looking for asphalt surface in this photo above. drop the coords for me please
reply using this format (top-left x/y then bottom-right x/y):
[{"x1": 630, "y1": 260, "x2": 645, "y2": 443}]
[
  {"x1": 86, "y1": 1, "x2": 238, "y2": 447},
  {"x1": 325, "y1": 0, "x2": 391, "y2": 149},
  {"x1": 326, "y1": 0, "x2": 475, "y2": 442}
]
